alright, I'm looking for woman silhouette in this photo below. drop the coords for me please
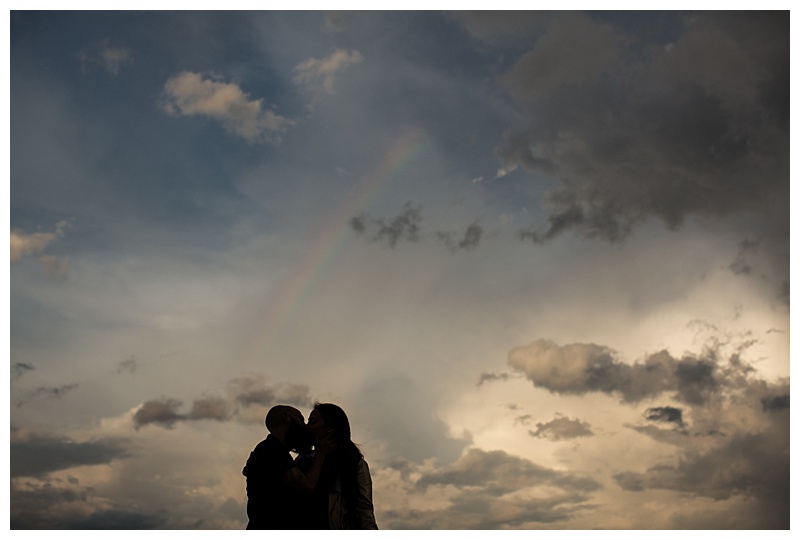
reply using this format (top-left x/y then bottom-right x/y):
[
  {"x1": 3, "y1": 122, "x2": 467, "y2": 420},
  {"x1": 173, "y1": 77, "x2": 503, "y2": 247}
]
[{"x1": 302, "y1": 402, "x2": 378, "y2": 529}]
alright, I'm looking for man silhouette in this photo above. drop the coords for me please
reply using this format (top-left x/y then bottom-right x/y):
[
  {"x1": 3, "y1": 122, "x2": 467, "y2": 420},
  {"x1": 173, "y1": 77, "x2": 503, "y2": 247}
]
[{"x1": 242, "y1": 405, "x2": 330, "y2": 529}]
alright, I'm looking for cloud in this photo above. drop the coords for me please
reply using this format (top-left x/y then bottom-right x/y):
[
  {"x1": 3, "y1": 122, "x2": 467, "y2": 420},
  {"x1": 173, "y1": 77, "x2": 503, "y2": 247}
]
[
  {"x1": 416, "y1": 448, "x2": 601, "y2": 495},
  {"x1": 350, "y1": 202, "x2": 422, "y2": 248},
  {"x1": 499, "y1": 13, "x2": 788, "y2": 235},
  {"x1": 644, "y1": 406, "x2": 684, "y2": 426},
  {"x1": 38, "y1": 254, "x2": 70, "y2": 278},
  {"x1": 275, "y1": 383, "x2": 313, "y2": 408},
  {"x1": 760, "y1": 394, "x2": 789, "y2": 412},
  {"x1": 62, "y1": 509, "x2": 165, "y2": 530},
  {"x1": 437, "y1": 221, "x2": 483, "y2": 253},
  {"x1": 133, "y1": 399, "x2": 185, "y2": 429},
  {"x1": 116, "y1": 356, "x2": 138, "y2": 374},
  {"x1": 614, "y1": 429, "x2": 789, "y2": 528},
  {"x1": 10, "y1": 220, "x2": 69, "y2": 263},
  {"x1": 476, "y1": 372, "x2": 510, "y2": 387},
  {"x1": 10, "y1": 430, "x2": 130, "y2": 478},
  {"x1": 508, "y1": 339, "x2": 728, "y2": 404},
  {"x1": 17, "y1": 383, "x2": 79, "y2": 407},
  {"x1": 378, "y1": 447, "x2": 601, "y2": 528},
  {"x1": 293, "y1": 48, "x2": 363, "y2": 92},
  {"x1": 133, "y1": 375, "x2": 315, "y2": 429},
  {"x1": 228, "y1": 374, "x2": 277, "y2": 408},
  {"x1": 449, "y1": 11, "x2": 554, "y2": 46},
  {"x1": 78, "y1": 41, "x2": 132, "y2": 75},
  {"x1": 10, "y1": 479, "x2": 165, "y2": 529},
  {"x1": 161, "y1": 71, "x2": 293, "y2": 142},
  {"x1": 529, "y1": 415, "x2": 594, "y2": 440},
  {"x1": 383, "y1": 490, "x2": 597, "y2": 530},
  {"x1": 188, "y1": 397, "x2": 230, "y2": 421},
  {"x1": 11, "y1": 363, "x2": 35, "y2": 381}
]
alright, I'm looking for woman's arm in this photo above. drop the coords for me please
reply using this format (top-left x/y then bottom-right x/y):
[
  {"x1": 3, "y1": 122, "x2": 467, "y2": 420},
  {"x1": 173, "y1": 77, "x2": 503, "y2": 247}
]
[{"x1": 354, "y1": 459, "x2": 379, "y2": 529}]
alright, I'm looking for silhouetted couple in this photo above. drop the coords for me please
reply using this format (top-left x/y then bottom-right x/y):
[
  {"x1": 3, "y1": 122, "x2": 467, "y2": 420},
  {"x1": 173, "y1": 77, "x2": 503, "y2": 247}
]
[{"x1": 242, "y1": 403, "x2": 378, "y2": 529}]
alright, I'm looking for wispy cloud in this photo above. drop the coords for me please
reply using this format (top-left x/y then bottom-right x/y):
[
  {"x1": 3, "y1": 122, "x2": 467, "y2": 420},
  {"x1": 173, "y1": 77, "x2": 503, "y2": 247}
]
[
  {"x1": 529, "y1": 415, "x2": 594, "y2": 440},
  {"x1": 350, "y1": 202, "x2": 422, "y2": 248},
  {"x1": 17, "y1": 383, "x2": 79, "y2": 408},
  {"x1": 161, "y1": 72, "x2": 293, "y2": 143},
  {"x1": 437, "y1": 221, "x2": 483, "y2": 253},
  {"x1": 11, "y1": 363, "x2": 35, "y2": 381},
  {"x1": 293, "y1": 48, "x2": 363, "y2": 92},
  {"x1": 476, "y1": 372, "x2": 510, "y2": 387},
  {"x1": 78, "y1": 41, "x2": 133, "y2": 76},
  {"x1": 644, "y1": 406, "x2": 684, "y2": 426},
  {"x1": 10, "y1": 221, "x2": 70, "y2": 274},
  {"x1": 116, "y1": 356, "x2": 138, "y2": 375}
]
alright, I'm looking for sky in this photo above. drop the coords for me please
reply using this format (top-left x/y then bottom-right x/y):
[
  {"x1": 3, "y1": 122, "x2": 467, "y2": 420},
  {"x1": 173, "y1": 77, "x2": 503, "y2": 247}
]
[{"x1": 5, "y1": 7, "x2": 793, "y2": 530}]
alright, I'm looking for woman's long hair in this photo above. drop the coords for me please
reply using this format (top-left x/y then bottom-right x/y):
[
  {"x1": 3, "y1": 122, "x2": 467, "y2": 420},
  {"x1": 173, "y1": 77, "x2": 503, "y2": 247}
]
[{"x1": 313, "y1": 402, "x2": 363, "y2": 519}]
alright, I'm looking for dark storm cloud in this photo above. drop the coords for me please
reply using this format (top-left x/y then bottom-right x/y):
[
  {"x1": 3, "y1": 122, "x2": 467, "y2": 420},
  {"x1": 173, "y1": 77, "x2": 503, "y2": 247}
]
[
  {"x1": 11, "y1": 362, "x2": 35, "y2": 380},
  {"x1": 498, "y1": 12, "x2": 788, "y2": 234},
  {"x1": 10, "y1": 431, "x2": 130, "y2": 478},
  {"x1": 133, "y1": 399, "x2": 185, "y2": 429},
  {"x1": 508, "y1": 339, "x2": 728, "y2": 404},
  {"x1": 351, "y1": 202, "x2": 422, "y2": 248},
  {"x1": 529, "y1": 416, "x2": 594, "y2": 440},
  {"x1": 644, "y1": 406, "x2": 684, "y2": 425},
  {"x1": 437, "y1": 221, "x2": 483, "y2": 253},
  {"x1": 487, "y1": 12, "x2": 788, "y2": 294}
]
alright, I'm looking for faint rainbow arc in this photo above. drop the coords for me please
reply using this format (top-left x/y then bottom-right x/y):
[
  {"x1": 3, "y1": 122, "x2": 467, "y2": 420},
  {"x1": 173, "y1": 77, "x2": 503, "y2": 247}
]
[{"x1": 243, "y1": 126, "x2": 429, "y2": 365}]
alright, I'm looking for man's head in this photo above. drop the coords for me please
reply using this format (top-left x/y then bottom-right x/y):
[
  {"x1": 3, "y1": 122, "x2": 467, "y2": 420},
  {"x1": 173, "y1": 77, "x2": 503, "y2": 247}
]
[
  {"x1": 265, "y1": 405, "x2": 312, "y2": 452},
  {"x1": 265, "y1": 405, "x2": 304, "y2": 433}
]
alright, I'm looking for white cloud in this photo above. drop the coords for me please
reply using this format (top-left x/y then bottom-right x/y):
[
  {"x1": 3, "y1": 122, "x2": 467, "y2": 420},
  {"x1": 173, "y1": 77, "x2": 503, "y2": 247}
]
[
  {"x1": 161, "y1": 72, "x2": 293, "y2": 142},
  {"x1": 293, "y1": 48, "x2": 363, "y2": 92}
]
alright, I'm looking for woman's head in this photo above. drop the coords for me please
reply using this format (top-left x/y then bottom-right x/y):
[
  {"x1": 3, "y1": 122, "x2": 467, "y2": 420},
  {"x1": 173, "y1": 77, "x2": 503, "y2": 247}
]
[{"x1": 307, "y1": 402, "x2": 351, "y2": 445}]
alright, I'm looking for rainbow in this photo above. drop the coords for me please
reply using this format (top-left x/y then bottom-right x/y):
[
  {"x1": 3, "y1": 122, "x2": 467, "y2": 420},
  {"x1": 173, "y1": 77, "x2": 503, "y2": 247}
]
[{"x1": 242, "y1": 125, "x2": 429, "y2": 365}]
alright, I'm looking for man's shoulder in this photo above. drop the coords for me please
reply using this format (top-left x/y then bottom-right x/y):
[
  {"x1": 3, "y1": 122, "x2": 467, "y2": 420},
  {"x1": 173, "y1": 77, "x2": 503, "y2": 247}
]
[
  {"x1": 253, "y1": 435, "x2": 284, "y2": 454},
  {"x1": 249, "y1": 436, "x2": 295, "y2": 472}
]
